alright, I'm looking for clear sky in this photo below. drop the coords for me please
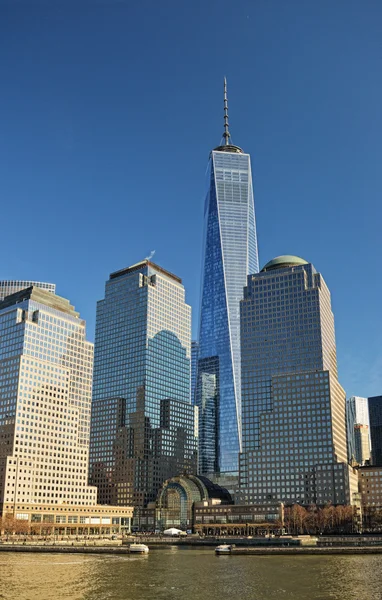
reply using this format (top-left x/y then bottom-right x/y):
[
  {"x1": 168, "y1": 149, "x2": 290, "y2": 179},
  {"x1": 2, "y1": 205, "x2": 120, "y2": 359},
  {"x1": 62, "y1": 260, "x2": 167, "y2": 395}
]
[{"x1": 1, "y1": 0, "x2": 381, "y2": 397}]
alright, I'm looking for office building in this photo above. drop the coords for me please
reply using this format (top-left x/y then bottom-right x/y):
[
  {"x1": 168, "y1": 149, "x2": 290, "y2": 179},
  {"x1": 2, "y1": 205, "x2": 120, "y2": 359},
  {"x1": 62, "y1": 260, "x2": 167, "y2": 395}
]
[
  {"x1": 197, "y1": 79, "x2": 259, "y2": 475},
  {"x1": 191, "y1": 341, "x2": 199, "y2": 404},
  {"x1": 368, "y1": 396, "x2": 382, "y2": 466},
  {"x1": 0, "y1": 280, "x2": 55, "y2": 301},
  {"x1": 354, "y1": 424, "x2": 371, "y2": 466},
  {"x1": 0, "y1": 286, "x2": 132, "y2": 533},
  {"x1": 238, "y1": 255, "x2": 357, "y2": 506},
  {"x1": 346, "y1": 396, "x2": 371, "y2": 463},
  {"x1": 90, "y1": 260, "x2": 197, "y2": 508}
]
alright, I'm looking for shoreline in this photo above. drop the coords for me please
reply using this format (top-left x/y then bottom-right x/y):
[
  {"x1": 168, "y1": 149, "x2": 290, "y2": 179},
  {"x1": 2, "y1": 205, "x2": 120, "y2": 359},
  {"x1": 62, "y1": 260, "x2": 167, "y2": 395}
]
[{"x1": 1, "y1": 543, "x2": 382, "y2": 556}]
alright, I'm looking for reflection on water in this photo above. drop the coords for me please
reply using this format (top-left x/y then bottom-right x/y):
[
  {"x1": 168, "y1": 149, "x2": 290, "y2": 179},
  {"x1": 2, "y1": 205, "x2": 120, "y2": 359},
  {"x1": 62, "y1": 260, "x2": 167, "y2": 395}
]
[{"x1": 0, "y1": 549, "x2": 381, "y2": 600}]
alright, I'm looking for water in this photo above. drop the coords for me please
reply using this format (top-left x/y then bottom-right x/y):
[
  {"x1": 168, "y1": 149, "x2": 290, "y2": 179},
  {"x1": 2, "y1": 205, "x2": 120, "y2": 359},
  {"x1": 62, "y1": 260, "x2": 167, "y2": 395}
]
[{"x1": 0, "y1": 547, "x2": 381, "y2": 600}]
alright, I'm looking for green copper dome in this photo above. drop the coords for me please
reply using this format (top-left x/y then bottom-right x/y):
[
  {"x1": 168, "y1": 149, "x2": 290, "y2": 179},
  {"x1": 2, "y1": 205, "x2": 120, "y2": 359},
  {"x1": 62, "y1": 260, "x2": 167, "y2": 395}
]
[{"x1": 261, "y1": 255, "x2": 309, "y2": 272}]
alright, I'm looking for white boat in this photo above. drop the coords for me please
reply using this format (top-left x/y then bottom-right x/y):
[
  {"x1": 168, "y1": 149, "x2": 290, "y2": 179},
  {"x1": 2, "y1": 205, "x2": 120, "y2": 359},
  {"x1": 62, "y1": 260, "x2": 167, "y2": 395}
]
[
  {"x1": 129, "y1": 543, "x2": 149, "y2": 554},
  {"x1": 215, "y1": 544, "x2": 232, "y2": 555}
]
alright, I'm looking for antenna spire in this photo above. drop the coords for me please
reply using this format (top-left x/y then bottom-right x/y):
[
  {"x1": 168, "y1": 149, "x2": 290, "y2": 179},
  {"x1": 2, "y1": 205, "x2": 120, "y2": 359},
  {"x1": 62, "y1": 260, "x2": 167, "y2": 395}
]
[{"x1": 223, "y1": 77, "x2": 230, "y2": 145}]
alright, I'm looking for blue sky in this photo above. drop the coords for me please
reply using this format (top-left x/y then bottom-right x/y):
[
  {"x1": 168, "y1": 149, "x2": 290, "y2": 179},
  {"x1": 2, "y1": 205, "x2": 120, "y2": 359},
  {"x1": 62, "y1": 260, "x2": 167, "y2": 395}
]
[{"x1": 1, "y1": 0, "x2": 381, "y2": 397}]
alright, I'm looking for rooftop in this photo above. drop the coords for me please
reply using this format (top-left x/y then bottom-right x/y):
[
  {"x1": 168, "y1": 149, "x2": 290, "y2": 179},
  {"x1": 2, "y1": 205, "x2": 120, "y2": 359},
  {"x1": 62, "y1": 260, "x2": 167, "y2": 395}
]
[
  {"x1": 110, "y1": 260, "x2": 182, "y2": 284},
  {"x1": 261, "y1": 255, "x2": 309, "y2": 272},
  {"x1": 0, "y1": 286, "x2": 80, "y2": 318}
]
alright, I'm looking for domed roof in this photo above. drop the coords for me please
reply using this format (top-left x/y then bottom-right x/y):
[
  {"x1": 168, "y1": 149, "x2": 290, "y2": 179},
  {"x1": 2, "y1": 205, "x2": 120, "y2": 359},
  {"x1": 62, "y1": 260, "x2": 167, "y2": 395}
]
[{"x1": 261, "y1": 255, "x2": 308, "y2": 272}]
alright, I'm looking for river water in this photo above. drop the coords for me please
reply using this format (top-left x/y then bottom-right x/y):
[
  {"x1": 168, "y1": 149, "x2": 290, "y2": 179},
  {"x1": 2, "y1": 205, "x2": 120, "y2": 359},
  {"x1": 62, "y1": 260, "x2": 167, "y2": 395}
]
[{"x1": 0, "y1": 547, "x2": 381, "y2": 600}]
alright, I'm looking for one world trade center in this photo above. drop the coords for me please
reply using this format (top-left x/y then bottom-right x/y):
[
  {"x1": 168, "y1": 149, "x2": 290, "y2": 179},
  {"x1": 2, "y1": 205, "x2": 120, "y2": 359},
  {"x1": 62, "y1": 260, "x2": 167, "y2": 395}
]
[{"x1": 196, "y1": 79, "x2": 259, "y2": 476}]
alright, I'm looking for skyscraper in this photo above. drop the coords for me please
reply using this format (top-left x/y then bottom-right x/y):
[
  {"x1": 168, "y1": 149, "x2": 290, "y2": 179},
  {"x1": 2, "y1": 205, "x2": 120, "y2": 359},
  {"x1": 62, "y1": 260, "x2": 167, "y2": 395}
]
[
  {"x1": 197, "y1": 79, "x2": 259, "y2": 475},
  {"x1": 346, "y1": 396, "x2": 371, "y2": 463},
  {"x1": 0, "y1": 286, "x2": 133, "y2": 534},
  {"x1": 90, "y1": 260, "x2": 197, "y2": 508},
  {"x1": 368, "y1": 396, "x2": 382, "y2": 466},
  {"x1": 0, "y1": 280, "x2": 56, "y2": 301},
  {"x1": 238, "y1": 256, "x2": 357, "y2": 505},
  {"x1": 191, "y1": 341, "x2": 199, "y2": 404}
]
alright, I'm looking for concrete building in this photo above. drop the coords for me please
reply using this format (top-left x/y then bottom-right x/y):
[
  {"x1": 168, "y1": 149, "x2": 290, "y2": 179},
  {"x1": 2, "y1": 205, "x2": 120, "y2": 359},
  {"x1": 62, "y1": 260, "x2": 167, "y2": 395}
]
[
  {"x1": 238, "y1": 255, "x2": 358, "y2": 506},
  {"x1": 0, "y1": 287, "x2": 132, "y2": 534},
  {"x1": 368, "y1": 396, "x2": 382, "y2": 466},
  {"x1": 90, "y1": 261, "x2": 197, "y2": 508},
  {"x1": 358, "y1": 465, "x2": 382, "y2": 510},
  {"x1": 0, "y1": 281, "x2": 55, "y2": 301}
]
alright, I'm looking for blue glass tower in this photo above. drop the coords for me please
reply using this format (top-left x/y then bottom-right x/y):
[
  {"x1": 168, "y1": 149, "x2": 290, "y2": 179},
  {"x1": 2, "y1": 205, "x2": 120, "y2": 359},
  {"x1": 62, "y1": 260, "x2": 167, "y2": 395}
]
[{"x1": 197, "y1": 80, "x2": 259, "y2": 475}]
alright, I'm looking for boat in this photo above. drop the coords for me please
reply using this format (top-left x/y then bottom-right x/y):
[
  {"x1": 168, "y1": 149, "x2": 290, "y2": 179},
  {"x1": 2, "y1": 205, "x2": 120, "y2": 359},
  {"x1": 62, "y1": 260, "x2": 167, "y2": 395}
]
[
  {"x1": 215, "y1": 544, "x2": 232, "y2": 555},
  {"x1": 129, "y1": 543, "x2": 149, "y2": 554}
]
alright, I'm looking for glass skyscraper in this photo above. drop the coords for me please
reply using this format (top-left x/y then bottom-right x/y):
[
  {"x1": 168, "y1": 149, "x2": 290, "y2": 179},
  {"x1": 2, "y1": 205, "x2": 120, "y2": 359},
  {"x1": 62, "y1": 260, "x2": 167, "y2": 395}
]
[
  {"x1": 191, "y1": 341, "x2": 199, "y2": 405},
  {"x1": 346, "y1": 396, "x2": 371, "y2": 464},
  {"x1": 238, "y1": 256, "x2": 358, "y2": 506},
  {"x1": 90, "y1": 260, "x2": 197, "y2": 508},
  {"x1": 197, "y1": 79, "x2": 259, "y2": 475},
  {"x1": 368, "y1": 396, "x2": 382, "y2": 466}
]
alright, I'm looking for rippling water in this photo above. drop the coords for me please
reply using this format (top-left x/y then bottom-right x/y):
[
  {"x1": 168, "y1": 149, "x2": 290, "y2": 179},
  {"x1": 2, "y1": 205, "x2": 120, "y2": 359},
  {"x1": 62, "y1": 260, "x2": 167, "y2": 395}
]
[{"x1": 0, "y1": 547, "x2": 381, "y2": 600}]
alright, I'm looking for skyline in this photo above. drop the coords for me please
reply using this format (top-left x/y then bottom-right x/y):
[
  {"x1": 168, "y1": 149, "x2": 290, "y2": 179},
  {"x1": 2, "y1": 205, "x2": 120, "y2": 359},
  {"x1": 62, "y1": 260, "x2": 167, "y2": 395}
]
[{"x1": 1, "y1": 1, "x2": 381, "y2": 399}]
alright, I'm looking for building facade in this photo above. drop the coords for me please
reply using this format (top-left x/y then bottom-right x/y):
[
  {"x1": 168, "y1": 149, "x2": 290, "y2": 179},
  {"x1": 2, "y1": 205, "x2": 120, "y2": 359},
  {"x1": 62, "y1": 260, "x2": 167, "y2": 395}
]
[
  {"x1": 0, "y1": 281, "x2": 56, "y2": 301},
  {"x1": 197, "y1": 79, "x2": 259, "y2": 476},
  {"x1": 354, "y1": 424, "x2": 371, "y2": 466},
  {"x1": 90, "y1": 260, "x2": 197, "y2": 508},
  {"x1": 0, "y1": 286, "x2": 132, "y2": 531},
  {"x1": 358, "y1": 465, "x2": 382, "y2": 510},
  {"x1": 368, "y1": 396, "x2": 382, "y2": 466},
  {"x1": 238, "y1": 255, "x2": 357, "y2": 506},
  {"x1": 346, "y1": 396, "x2": 371, "y2": 463},
  {"x1": 191, "y1": 341, "x2": 199, "y2": 405}
]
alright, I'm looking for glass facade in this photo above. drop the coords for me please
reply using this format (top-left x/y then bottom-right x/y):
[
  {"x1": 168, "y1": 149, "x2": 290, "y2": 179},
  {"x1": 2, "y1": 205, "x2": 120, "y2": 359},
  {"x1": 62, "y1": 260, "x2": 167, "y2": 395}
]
[
  {"x1": 346, "y1": 396, "x2": 371, "y2": 463},
  {"x1": 0, "y1": 286, "x2": 97, "y2": 508},
  {"x1": 0, "y1": 281, "x2": 56, "y2": 301},
  {"x1": 368, "y1": 396, "x2": 382, "y2": 466},
  {"x1": 238, "y1": 257, "x2": 356, "y2": 505},
  {"x1": 197, "y1": 149, "x2": 259, "y2": 475},
  {"x1": 191, "y1": 341, "x2": 199, "y2": 405},
  {"x1": 90, "y1": 261, "x2": 197, "y2": 508}
]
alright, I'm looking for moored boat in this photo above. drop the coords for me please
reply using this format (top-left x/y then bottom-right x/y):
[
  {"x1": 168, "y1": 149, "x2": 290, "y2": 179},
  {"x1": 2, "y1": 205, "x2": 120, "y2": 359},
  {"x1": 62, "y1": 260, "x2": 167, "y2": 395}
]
[
  {"x1": 215, "y1": 544, "x2": 232, "y2": 555},
  {"x1": 129, "y1": 543, "x2": 149, "y2": 554}
]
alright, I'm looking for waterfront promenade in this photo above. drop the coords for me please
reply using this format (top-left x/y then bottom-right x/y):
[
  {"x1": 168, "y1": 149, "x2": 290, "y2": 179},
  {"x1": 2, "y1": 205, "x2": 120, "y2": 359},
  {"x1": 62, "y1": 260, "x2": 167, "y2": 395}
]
[{"x1": 1, "y1": 534, "x2": 382, "y2": 555}]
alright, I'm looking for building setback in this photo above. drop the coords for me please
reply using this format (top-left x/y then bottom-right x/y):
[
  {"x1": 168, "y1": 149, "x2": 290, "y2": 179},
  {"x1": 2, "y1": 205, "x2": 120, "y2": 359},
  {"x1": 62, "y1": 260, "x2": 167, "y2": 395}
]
[
  {"x1": 368, "y1": 396, "x2": 382, "y2": 466},
  {"x1": 0, "y1": 287, "x2": 132, "y2": 534},
  {"x1": 238, "y1": 255, "x2": 357, "y2": 506},
  {"x1": 0, "y1": 280, "x2": 56, "y2": 301},
  {"x1": 197, "y1": 79, "x2": 259, "y2": 476},
  {"x1": 90, "y1": 260, "x2": 197, "y2": 508}
]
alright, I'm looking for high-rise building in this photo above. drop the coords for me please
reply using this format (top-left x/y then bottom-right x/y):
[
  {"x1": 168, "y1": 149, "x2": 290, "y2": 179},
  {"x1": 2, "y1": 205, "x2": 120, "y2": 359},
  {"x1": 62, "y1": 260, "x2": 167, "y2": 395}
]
[
  {"x1": 346, "y1": 396, "x2": 371, "y2": 463},
  {"x1": 354, "y1": 424, "x2": 371, "y2": 466},
  {"x1": 0, "y1": 280, "x2": 56, "y2": 301},
  {"x1": 191, "y1": 341, "x2": 199, "y2": 404},
  {"x1": 0, "y1": 286, "x2": 133, "y2": 533},
  {"x1": 90, "y1": 260, "x2": 197, "y2": 508},
  {"x1": 197, "y1": 79, "x2": 259, "y2": 476},
  {"x1": 238, "y1": 255, "x2": 357, "y2": 506},
  {"x1": 368, "y1": 396, "x2": 382, "y2": 466}
]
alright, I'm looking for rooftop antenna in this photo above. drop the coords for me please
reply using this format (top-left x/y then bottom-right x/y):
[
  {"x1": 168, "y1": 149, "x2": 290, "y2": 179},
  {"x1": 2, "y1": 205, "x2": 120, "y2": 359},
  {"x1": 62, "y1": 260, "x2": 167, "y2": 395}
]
[{"x1": 223, "y1": 77, "x2": 230, "y2": 145}]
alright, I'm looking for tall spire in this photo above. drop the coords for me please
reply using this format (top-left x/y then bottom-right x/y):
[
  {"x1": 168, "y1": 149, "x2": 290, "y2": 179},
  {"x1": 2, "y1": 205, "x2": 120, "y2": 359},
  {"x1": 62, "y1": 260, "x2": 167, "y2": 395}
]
[
  {"x1": 223, "y1": 77, "x2": 230, "y2": 145},
  {"x1": 214, "y1": 78, "x2": 243, "y2": 153}
]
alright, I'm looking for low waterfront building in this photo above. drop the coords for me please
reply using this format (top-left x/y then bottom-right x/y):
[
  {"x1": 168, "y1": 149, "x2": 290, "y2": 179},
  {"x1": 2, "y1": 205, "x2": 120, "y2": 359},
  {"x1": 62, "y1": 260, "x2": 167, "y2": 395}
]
[
  {"x1": 1, "y1": 502, "x2": 132, "y2": 535},
  {"x1": 132, "y1": 473, "x2": 283, "y2": 534},
  {"x1": 193, "y1": 501, "x2": 284, "y2": 535}
]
